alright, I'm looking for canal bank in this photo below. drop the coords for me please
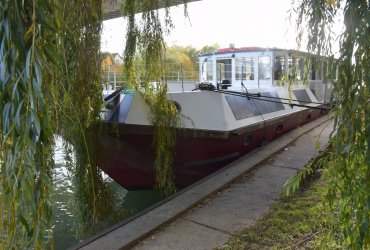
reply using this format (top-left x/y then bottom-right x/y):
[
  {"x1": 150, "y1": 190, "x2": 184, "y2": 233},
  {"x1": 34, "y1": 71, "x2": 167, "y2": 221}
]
[{"x1": 72, "y1": 115, "x2": 333, "y2": 250}]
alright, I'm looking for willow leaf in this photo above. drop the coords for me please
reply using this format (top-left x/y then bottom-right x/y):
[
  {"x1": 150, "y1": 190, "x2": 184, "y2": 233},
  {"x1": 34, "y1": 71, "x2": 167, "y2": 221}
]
[
  {"x1": 30, "y1": 110, "x2": 41, "y2": 138},
  {"x1": 26, "y1": 49, "x2": 32, "y2": 81}
]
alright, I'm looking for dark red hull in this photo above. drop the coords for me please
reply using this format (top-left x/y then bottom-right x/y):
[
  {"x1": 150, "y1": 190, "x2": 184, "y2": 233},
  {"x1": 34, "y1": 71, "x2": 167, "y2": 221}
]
[{"x1": 98, "y1": 108, "x2": 325, "y2": 189}]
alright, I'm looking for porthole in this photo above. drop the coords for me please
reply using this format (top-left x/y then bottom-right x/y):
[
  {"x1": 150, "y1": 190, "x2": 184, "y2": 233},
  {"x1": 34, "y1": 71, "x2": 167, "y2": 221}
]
[
  {"x1": 169, "y1": 100, "x2": 182, "y2": 112},
  {"x1": 244, "y1": 134, "x2": 253, "y2": 146},
  {"x1": 275, "y1": 124, "x2": 283, "y2": 134},
  {"x1": 306, "y1": 114, "x2": 312, "y2": 120}
]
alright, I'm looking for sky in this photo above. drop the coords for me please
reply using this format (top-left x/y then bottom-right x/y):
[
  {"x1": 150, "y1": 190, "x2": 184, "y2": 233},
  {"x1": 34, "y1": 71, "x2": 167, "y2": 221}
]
[{"x1": 101, "y1": 0, "x2": 343, "y2": 55}]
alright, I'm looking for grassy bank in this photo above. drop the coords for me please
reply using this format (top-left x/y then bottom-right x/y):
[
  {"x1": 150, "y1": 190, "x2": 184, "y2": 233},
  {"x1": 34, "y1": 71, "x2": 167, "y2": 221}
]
[{"x1": 219, "y1": 173, "x2": 342, "y2": 249}]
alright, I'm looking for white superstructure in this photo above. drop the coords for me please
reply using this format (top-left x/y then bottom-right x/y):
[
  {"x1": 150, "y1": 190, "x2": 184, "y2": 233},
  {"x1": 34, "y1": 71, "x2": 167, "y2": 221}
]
[{"x1": 198, "y1": 47, "x2": 334, "y2": 102}]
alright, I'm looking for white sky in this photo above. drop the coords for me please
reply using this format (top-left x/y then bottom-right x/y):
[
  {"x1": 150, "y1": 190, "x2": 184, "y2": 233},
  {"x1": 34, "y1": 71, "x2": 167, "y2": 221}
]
[{"x1": 101, "y1": 0, "x2": 343, "y2": 55}]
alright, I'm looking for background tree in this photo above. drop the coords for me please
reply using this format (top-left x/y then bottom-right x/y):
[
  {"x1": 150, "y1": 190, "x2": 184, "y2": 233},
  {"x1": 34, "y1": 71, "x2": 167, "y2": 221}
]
[
  {"x1": 129, "y1": 44, "x2": 216, "y2": 82},
  {"x1": 166, "y1": 44, "x2": 198, "y2": 80},
  {"x1": 198, "y1": 43, "x2": 220, "y2": 54}
]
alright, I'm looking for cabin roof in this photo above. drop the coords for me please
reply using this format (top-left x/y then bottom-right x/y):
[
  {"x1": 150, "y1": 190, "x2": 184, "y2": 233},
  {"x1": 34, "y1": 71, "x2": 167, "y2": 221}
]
[{"x1": 198, "y1": 47, "x2": 303, "y2": 58}]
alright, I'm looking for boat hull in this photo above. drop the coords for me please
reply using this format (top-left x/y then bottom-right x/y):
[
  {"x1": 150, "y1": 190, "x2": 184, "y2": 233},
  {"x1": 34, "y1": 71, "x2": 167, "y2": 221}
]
[{"x1": 98, "y1": 108, "x2": 324, "y2": 189}]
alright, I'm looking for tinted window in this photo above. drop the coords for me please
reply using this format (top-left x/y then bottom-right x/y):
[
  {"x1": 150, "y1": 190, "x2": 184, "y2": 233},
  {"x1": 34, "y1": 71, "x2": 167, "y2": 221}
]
[
  {"x1": 225, "y1": 91, "x2": 285, "y2": 120},
  {"x1": 293, "y1": 89, "x2": 311, "y2": 104},
  {"x1": 225, "y1": 95, "x2": 259, "y2": 120},
  {"x1": 252, "y1": 92, "x2": 285, "y2": 114}
]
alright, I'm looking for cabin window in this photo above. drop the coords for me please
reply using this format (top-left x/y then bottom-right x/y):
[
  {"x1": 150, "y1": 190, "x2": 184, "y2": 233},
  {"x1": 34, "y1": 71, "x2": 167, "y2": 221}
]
[
  {"x1": 258, "y1": 56, "x2": 271, "y2": 80},
  {"x1": 274, "y1": 56, "x2": 285, "y2": 80},
  {"x1": 322, "y1": 60, "x2": 338, "y2": 81},
  {"x1": 216, "y1": 59, "x2": 232, "y2": 83},
  {"x1": 235, "y1": 58, "x2": 255, "y2": 81},
  {"x1": 288, "y1": 57, "x2": 304, "y2": 81},
  {"x1": 297, "y1": 58, "x2": 304, "y2": 80},
  {"x1": 324, "y1": 60, "x2": 336, "y2": 81},
  {"x1": 202, "y1": 61, "x2": 213, "y2": 81},
  {"x1": 295, "y1": 58, "x2": 304, "y2": 81},
  {"x1": 323, "y1": 61, "x2": 328, "y2": 80},
  {"x1": 316, "y1": 61, "x2": 322, "y2": 80},
  {"x1": 311, "y1": 59, "x2": 322, "y2": 80}
]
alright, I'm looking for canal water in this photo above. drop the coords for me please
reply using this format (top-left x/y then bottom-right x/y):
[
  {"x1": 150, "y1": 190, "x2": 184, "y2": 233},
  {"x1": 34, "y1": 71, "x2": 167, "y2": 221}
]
[{"x1": 52, "y1": 137, "x2": 164, "y2": 249}]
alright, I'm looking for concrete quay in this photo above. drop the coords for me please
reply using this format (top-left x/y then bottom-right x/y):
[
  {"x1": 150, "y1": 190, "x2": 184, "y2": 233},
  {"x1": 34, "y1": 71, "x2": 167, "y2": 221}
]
[{"x1": 73, "y1": 115, "x2": 333, "y2": 250}]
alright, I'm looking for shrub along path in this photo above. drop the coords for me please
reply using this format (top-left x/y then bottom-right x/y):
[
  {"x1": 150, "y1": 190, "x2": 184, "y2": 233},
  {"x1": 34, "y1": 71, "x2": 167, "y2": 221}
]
[{"x1": 220, "y1": 171, "x2": 342, "y2": 249}]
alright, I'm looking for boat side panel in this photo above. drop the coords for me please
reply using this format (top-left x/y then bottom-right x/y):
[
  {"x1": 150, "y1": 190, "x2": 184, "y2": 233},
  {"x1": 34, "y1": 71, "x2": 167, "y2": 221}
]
[
  {"x1": 125, "y1": 94, "x2": 152, "y2": 126},
  {"x1": 98, "y1": 108, "x2": 324, "y2": 188},
  {"x1": 169, "y1": 91, "x2": 237, "y2": 131}
]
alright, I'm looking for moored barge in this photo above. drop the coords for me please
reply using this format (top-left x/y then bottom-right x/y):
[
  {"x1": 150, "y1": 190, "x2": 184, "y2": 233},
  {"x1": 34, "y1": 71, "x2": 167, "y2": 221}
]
[{"x1": 99, "y1": 47, "x2": 333, "y2": 188}]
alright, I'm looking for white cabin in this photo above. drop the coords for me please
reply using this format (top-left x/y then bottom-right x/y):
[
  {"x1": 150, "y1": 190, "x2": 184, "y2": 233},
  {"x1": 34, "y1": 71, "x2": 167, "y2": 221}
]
[{"x1": 198, "y1": 47, "x2": 333, "y2": 102}]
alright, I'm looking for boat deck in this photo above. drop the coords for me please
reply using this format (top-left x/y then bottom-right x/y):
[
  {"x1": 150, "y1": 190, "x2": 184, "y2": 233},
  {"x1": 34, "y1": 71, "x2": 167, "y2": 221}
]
[{"x1": 72, "y1": 115, "x2": 333, "y2": 250}]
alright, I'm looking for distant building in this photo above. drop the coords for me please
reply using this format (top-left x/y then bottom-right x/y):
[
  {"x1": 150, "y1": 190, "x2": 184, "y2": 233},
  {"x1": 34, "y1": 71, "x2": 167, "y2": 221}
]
[
  {"x1": 111, "y1": 53, "x2": 124, "y2": 65},
  {"x1": 102, "y1": 54, "x2": 113, "y2": 71},
  {"x1": 101, "y1": 52, "x2": 123, "y2": 72}
]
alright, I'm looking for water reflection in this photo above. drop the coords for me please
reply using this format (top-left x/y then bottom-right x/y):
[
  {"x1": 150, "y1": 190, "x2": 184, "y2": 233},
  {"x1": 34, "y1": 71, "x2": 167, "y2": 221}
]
[{"x1": 52, "y1": 136, "x2": 163, "y2": 249}]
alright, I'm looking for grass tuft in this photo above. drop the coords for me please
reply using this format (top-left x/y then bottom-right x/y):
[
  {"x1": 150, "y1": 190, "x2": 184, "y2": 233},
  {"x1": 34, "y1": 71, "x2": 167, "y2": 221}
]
[{"x1": 218, "y1": 173, "x2": 342, "y2": 249}]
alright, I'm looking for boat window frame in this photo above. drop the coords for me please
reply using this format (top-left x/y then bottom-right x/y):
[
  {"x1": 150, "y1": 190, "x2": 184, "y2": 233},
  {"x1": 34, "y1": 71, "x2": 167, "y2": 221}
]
[
  {"x1": 311, "y1": 58, "x2": 322, "y2": 80},
  {"x1": 287, "y1": 56, "x2": 305, "y2": 81},
  {"x1": 202, "y1": 61, "x2": 214, "y2": 81},
  {"x1": 216, "y1": 57, "x2": 233, "y2": 84},
  {"x1": 258, "y1": 55, "x2": 272, "y2": 81},
  {"x1": 274, "y1": 56, "x2": 285, "y2": 80},
  {"x1": 235, "y1": 57, "x2": 255, "y2": 81}
]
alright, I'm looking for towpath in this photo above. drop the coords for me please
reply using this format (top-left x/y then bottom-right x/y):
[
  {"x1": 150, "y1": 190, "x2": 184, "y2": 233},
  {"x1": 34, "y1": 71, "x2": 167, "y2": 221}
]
[{"x1": 75, "y1": 116, "x2": 333, "y2": 250}]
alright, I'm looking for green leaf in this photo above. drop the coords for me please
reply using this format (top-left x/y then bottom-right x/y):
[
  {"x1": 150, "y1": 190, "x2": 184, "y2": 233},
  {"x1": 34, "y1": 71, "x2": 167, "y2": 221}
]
[
  {"x1": 25, "y1": 49, "x2": 31, "y2": 80},
  {"x1": 44, "y1": 44, "x2": 59, "y2": 64},
  {"x1": 342, "y1": 144, "x2": 350, "y2": 154},
  {"x1": 2, "y1": 102, "x2": 11, "y2": 131},
  {"x1": 33, "y1": 61, "x2": 42, "y2": 88},
  {"x1": 15, "y1": 99, "x2": 24, "y2": 131},
  {"x1": 0, "y1": 60, "x2": 5, "y2": 82},
  {"x1": 31, "y1": 110, "x2": 41, "y2": 137},
  {"x1": 18, "y1": 214, "x2": 31, "y2": 236}
]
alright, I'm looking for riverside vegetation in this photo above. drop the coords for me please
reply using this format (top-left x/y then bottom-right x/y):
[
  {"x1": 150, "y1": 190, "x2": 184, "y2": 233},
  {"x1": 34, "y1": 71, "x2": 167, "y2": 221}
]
[
  {"x1": 220, "y1": 148, "x2": 343, "y2": 249},
  {"x1": 0, "y1": 0, "x2": 189, "y2": 248}
]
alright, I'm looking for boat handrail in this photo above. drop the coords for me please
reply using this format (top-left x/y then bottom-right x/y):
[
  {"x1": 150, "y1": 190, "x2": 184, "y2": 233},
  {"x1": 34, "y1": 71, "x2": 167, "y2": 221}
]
[{"x1": 103, "y1": 86, "x2": 124, "y2": 102}]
